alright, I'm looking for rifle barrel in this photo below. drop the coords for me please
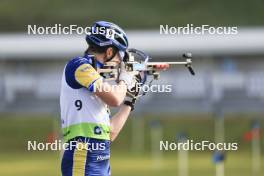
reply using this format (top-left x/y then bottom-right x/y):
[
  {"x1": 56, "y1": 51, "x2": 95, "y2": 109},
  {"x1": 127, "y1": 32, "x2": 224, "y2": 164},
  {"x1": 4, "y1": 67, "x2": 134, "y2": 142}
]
[{"x1": 147, "y1": 61, "x2": 191, "y2": 65}]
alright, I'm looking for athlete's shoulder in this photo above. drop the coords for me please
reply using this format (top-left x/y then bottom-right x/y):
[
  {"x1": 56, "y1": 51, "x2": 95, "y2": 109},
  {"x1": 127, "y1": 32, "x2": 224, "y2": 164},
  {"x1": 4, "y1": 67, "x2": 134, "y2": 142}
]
[
  {"x1": 66, "y1": 55, "x2": 93, "y2": 68},
  {"x1": 64, "y1": 55, "x2": 102, "y2": 91},
  {"x1": 64, "y1": 56, "x2": 92, "y2": 89}
]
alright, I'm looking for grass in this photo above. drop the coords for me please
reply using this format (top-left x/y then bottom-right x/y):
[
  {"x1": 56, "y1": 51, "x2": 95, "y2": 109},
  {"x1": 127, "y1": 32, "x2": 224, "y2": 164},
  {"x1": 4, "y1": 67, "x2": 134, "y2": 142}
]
[
  {"x1": 0, "y1": 151, "x2": 262, "y2": 176},
  {"x1": 111, "y1": 152, "x2": 260, "y2": 176},
  {"x1": 0, "y1": 114, "x2": 263, "y2": 175}
]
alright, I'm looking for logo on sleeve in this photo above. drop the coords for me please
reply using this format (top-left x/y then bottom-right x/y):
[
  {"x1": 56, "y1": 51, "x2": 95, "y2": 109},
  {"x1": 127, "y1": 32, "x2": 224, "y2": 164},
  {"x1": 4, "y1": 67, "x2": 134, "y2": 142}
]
[{"x1": 80, "y1": 65, "x2": 92, "y2": 72}]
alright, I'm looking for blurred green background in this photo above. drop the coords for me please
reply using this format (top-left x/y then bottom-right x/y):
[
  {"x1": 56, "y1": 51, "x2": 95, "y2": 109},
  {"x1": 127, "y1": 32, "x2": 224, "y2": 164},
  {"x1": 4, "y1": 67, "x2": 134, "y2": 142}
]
[{"x1": 1, "y1": 0, "x2": 264, "y2": 31}]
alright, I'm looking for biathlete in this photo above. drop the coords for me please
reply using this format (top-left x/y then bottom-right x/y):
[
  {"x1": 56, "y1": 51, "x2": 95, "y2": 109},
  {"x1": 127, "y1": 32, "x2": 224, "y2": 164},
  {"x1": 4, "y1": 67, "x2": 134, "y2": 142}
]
[{"x1": 60, "y1": 21, "x2": 139, "y2": 176}]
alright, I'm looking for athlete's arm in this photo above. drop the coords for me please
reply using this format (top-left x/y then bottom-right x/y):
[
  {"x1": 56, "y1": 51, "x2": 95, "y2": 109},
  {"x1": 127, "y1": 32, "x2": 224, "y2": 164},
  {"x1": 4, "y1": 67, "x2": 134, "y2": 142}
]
[
  {"x1": 110, "y1": 104, "x2": 131, "y2": 141},
  {"x1": 94, "y1": 81, "x2": 127, "y2": 107},
  {"x1": 95, "y1": 61, "x2": 138, "y2": 107},
  {"x1": 74, "y1": 62, "x2": 134, "y2": 107},
  {"x1": 95, "y1": 61, "x2": 136, "y2": 107},
  {"x1": 110, "y1": 80, "x2": 139, "y2": 141}
]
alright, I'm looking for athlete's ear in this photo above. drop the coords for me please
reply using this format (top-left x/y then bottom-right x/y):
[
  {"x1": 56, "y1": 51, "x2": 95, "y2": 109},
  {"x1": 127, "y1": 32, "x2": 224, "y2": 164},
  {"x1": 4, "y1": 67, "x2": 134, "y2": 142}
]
[{"x1": 106, "y1": 47, "x2": 113, "y2": 58}]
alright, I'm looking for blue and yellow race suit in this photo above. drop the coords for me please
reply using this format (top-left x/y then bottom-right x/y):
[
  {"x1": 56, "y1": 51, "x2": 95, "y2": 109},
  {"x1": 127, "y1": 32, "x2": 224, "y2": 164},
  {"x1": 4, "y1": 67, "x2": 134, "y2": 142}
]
[{"x1": 60, "y1": 54, "x2": 111, "y2": 176}]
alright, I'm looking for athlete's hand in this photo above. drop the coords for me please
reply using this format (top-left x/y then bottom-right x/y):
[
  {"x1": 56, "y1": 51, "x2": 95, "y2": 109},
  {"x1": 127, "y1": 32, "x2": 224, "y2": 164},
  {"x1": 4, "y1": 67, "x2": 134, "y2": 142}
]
[
  {"x1": 123, "y1": 75, "x2": 142, "y2": 111},
  {"x1": 118, "y1": 62, "x2": 138, "y2": 89}
]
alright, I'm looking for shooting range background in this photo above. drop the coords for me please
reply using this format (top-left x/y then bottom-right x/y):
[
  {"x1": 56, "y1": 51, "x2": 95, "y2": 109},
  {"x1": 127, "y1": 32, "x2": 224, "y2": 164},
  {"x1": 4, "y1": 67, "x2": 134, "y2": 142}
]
[{"x1": 0, "y1": 0, "x2": 264, "y2": 176}]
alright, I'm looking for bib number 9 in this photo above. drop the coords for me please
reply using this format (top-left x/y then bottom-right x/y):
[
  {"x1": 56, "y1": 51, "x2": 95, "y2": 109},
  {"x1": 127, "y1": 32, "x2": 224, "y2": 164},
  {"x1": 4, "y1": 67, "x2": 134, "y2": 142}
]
[{"x1": 75, "y1": 100, "x2": 82, "y2": 111}]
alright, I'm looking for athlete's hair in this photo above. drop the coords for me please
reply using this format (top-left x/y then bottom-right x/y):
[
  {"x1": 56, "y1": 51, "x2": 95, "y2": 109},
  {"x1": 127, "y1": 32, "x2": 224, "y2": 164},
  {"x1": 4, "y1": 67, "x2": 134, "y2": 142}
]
[{"x1": 85, "y1": 40, "x2": 118, "y2": 56}]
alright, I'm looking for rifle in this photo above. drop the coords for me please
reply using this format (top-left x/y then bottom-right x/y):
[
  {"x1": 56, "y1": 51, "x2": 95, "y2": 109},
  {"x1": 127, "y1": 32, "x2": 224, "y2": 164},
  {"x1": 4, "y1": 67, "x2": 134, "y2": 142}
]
[{"x1": 98, "y1": 48, "x2": 195, "y2": 81}]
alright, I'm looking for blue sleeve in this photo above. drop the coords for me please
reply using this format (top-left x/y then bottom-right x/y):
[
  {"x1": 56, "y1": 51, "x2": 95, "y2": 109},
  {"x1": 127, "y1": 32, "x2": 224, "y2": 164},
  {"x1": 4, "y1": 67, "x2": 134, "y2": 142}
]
[{"x1": 65, "y1": 57, "x2": 91, "y2": 89}]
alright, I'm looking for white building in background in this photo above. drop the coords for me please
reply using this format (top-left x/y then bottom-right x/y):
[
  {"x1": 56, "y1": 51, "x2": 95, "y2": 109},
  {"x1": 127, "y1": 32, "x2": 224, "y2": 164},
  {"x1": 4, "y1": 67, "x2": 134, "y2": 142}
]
[{"x1": 0, "y1": 29, "x2": 264, "y2": 113}]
